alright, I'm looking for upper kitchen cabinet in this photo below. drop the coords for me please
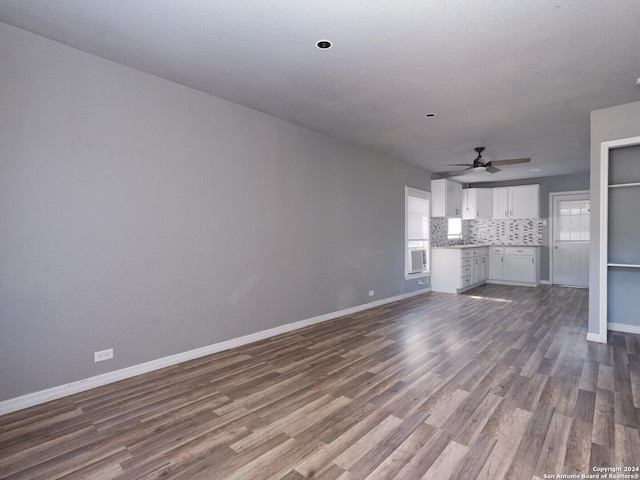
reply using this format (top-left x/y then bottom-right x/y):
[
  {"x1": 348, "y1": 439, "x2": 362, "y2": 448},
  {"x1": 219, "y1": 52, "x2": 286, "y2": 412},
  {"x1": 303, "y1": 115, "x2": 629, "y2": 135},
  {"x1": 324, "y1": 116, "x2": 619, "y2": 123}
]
[
  {"x1": 431, "y1": 179, "x2": 462, "y2": 217},
  {"x1": 492, "y1": 184, "x2": 539, "y2": 219},
  {"x1": 462, "y1": 188, "x2": 492, "y2": 220}
]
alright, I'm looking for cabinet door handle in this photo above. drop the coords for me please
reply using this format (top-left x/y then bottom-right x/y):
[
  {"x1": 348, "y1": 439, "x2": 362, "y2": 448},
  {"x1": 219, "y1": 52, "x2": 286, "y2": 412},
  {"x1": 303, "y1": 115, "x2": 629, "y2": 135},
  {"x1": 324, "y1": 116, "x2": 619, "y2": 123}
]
[
  {"x1": 532, "y1": 258, "x2": 534, "y2": 263},
  {"x1": 505, "y1": 210, "x2": 508, "y2": 217}
]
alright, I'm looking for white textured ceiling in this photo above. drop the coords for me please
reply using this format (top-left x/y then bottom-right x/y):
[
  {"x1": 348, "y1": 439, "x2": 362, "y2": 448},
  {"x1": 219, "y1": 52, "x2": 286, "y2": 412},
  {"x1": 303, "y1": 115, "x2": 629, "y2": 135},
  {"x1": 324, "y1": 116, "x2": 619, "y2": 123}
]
[{"x1": 1, "y1": 0, "x2": 639, "y2": 182}]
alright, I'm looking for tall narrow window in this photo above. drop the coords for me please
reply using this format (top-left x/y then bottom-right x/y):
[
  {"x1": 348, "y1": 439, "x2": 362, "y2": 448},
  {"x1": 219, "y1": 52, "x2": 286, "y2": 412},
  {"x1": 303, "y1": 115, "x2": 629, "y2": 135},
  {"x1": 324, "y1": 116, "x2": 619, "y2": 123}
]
[{"x1": 405, "y1": 187, "x2": 430, "y2": 276}]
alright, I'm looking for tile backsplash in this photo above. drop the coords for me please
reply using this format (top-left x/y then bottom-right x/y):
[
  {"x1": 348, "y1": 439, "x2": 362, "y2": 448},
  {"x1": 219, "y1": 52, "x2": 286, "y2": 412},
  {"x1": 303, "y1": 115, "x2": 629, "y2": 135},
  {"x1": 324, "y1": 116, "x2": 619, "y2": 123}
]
[
  {"x1": 431, "y1": 218, "x2": 543, "y2": 247},
  {"x1": 430, "y1": 217, "x2": 452, "y2": 247},
  {"x1": 469, "y1": 219, "x2": 543, "y2": 245}
]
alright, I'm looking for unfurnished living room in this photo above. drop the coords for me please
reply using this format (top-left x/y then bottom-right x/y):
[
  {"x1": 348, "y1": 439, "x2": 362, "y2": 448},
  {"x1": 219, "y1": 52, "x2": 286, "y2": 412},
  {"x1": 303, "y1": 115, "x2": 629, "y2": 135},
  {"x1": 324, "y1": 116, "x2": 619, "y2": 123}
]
[{"x1": 0, "y1": 2, "x2": 639, "y2": 479}]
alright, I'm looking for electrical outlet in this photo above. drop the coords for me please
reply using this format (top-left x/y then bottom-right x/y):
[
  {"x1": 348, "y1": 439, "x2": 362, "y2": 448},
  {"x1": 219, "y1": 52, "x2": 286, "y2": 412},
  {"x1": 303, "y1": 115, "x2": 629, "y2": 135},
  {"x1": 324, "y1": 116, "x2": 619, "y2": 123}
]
[
  {"x1": 368, "y1": 290, "x2": 374, "y2": 297},
  {"x1": 94, "y1": 348, "x2": 113, "y2": 362}
]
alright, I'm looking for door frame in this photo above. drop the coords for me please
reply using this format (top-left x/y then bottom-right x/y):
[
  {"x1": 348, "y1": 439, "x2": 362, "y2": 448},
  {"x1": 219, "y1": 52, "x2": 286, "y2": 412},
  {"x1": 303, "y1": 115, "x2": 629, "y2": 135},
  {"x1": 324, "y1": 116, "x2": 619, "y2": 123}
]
[
  {"x1": 597, "y1": 136, "x2": 640, "y2": 344},
  {"x1": 548, "y1": 190, "x2": 590, "y2": 286}
]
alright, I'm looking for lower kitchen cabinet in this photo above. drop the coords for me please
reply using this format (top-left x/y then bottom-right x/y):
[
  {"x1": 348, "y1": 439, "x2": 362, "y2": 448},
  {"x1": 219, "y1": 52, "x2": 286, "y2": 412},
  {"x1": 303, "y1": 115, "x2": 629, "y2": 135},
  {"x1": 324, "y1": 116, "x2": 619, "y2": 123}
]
[
  {"x1": 474, "y1": 254, "x2": 488, "y2": 284},
  {"x1": 488, "y1": 246, "x2": 540, "y2": 287},
  {"x1": 489, "y1": 247, "x2": 505, "y2": 280},
  {"x1": 432, "y1": 247, "x2": 489, "y2": 294}
]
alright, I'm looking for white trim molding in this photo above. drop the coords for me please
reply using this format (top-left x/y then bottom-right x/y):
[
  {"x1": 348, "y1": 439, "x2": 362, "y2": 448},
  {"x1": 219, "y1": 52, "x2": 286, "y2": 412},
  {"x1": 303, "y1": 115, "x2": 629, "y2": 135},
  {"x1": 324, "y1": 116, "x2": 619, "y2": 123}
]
[
  {"x1": 596, "y1": 136, "x2": 640, "y2": 344},
  {"x1": 0, "y1": 287, "x2": 430, "y2": 416},
  {"x1": 586, "y1": 332, "x2": 607, "y2": 343},
  {"x1": 608, "y1": 323, "x2": 640, "y2": 335}
]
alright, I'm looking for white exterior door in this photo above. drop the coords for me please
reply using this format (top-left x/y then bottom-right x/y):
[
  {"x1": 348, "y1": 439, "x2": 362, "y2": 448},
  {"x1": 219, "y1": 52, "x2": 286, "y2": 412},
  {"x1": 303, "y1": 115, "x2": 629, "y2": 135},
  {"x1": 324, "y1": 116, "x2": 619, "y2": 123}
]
[{"x1": 551, "y1": 192, "x2": 590, "y2": 287}]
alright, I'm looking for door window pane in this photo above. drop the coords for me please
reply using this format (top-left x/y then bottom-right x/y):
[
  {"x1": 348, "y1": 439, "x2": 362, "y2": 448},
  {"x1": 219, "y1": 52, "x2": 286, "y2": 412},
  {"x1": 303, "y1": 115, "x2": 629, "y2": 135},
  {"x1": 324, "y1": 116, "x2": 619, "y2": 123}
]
[{"x1": 558, "y1": 199, "x2": 590, "y2": 242}]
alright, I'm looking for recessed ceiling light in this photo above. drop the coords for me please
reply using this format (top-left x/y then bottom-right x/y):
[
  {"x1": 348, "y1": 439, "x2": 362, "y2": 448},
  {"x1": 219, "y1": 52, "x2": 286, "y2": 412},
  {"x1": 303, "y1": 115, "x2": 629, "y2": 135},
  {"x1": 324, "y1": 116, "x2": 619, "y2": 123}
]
[
  {"x1": 530, "y1": 168, "x2": 543, "y2": 172},
  {"x1": 425, "y1": 113, "x2": 437, "y2": 118},
  {"x1": 316, "y1": 40, "x2": 332, "y2": 50}
]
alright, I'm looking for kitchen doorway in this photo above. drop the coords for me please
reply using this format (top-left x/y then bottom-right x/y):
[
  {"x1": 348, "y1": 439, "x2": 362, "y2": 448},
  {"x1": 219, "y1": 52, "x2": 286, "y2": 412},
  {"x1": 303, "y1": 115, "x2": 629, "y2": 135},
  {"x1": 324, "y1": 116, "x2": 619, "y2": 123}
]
[{"x1": 550, "y1": 191, "x2": 590, "y2": 287}]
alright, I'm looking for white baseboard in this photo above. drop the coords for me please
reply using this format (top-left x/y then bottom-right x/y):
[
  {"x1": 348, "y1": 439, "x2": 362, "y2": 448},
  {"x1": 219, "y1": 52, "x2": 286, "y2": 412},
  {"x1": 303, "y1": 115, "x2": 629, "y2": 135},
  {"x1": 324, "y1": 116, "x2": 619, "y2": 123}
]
[
  {"x1": 586, "y1": 332, "x2": 607, "y2": 343},
  {"x1": 607, "y1": 322, "x2": 640, "y2": 335},
  {"x1": 540, "y1": 280, "x2": 552, "y2": 285},
  {"x1": 0, "y1": 287, "x2": 430, "y2": 416},
  {"x1": 587, "y1": 323, "x2": 640, "y2": 343},
  {"x1": 485, "y1": 280, "x2": 539, "y2": 288}
]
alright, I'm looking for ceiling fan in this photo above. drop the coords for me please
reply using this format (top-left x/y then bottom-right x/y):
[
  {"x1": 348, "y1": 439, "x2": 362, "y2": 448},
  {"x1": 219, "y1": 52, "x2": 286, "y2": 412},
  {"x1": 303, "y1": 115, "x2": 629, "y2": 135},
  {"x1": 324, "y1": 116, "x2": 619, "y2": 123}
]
[{"x1": 442, "y1": 147, "x2": 530, "y2": 175}]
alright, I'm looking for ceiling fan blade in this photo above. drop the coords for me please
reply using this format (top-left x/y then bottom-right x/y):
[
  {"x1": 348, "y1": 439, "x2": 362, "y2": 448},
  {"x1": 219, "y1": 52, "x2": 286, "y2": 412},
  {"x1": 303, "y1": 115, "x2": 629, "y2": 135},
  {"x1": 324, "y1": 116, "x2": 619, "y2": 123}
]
[
  {"x1": 490, "y1": 157, "x2": 531, "y2": 166},
  {"x1": 440, "y1": 166, "x2": 473, "y2": 177},
  {"x1": 486, "y1": 165, "x2": 501, "y2": 173}
]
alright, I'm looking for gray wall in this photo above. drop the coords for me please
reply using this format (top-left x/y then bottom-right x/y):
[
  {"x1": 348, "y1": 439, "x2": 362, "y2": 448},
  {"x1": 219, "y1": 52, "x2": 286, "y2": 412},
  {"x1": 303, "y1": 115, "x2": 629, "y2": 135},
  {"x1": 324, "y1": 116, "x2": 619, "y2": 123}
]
[
  {"x1": 589, "y1": 102, "x2": 640, "y2": 337},
  {"x1": 0, "y1": 23, "x2": 430, "y2": 402},
  {"x1": 471, "y1": 173, "x2": 590, "y2": 281}
]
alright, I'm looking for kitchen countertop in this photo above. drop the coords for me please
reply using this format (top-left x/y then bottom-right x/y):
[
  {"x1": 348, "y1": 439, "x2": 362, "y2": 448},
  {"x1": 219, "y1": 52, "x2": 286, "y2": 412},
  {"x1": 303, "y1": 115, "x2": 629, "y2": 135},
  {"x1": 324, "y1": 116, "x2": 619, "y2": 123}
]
[
  {"x1": 432, "y1": 244, "x2": 489, "y2": 249},
  {"x1": 433, "y1": 244, "x2": 541, "y2": 249}
]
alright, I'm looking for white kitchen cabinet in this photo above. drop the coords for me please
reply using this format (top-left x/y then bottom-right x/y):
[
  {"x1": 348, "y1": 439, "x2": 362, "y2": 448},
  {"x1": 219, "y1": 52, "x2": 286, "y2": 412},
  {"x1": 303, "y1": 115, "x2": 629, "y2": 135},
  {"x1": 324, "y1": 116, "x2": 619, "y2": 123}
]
[
  {"x1": 510, "y1": 185, "x2": 539, "y2": 219},
  {"x1": 492, "y1": 188, "x2": 509, "y2": 219},
  {"x1": 432, "y1": 246, "x2": 489, "y2": 293},
  {"x1": 505, "y1": 256, "x2": 536, "y2": 283},
  {"x1": 462, "y1": 188, "x2": 492, "y2": 220},
  {"x1": 492, "y1": 185, "x2": 539, "y2": 219},
  {"x1": 431, "y1": 179, "x2": 462, "y2": 217},
  {"x1": 472, "y1": 252, "x2": 489, "y2": 284},
  {"x1": 488, "y1": 246, "x2": 540, "y2": 286},
  {"x1": 488, "y1": 247, "x2": 505, "y2": 280}
]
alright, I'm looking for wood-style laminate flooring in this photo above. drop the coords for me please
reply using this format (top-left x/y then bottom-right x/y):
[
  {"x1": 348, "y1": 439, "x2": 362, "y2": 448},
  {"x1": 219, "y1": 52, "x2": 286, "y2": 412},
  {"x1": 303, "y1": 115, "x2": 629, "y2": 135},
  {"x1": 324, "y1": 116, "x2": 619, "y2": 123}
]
[{"x1": 1, "y1": 284, "x2": 640, "y2": 479}]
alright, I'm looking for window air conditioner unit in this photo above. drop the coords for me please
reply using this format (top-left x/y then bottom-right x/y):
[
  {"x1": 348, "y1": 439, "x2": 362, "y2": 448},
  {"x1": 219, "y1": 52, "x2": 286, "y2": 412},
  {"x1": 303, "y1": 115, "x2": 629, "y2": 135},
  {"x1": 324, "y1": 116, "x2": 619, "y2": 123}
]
[{"x1": 409, "y1": 249, "x2": 426, "y2": 274}]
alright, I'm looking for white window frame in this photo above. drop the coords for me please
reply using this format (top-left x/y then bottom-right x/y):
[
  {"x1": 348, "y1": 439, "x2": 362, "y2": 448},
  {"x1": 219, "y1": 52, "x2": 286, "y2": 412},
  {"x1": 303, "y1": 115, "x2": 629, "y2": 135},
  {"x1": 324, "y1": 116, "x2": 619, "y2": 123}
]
[{"x1": 405, "y1": 186, "x2": 430, "y2": 279}]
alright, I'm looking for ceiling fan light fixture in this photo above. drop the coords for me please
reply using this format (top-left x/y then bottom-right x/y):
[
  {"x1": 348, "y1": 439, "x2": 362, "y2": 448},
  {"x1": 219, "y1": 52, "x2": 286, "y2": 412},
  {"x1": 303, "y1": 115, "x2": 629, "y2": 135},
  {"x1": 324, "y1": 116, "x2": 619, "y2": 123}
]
[{"x1": 473, "y1": 165, "x2": 487, "y2": 172}]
